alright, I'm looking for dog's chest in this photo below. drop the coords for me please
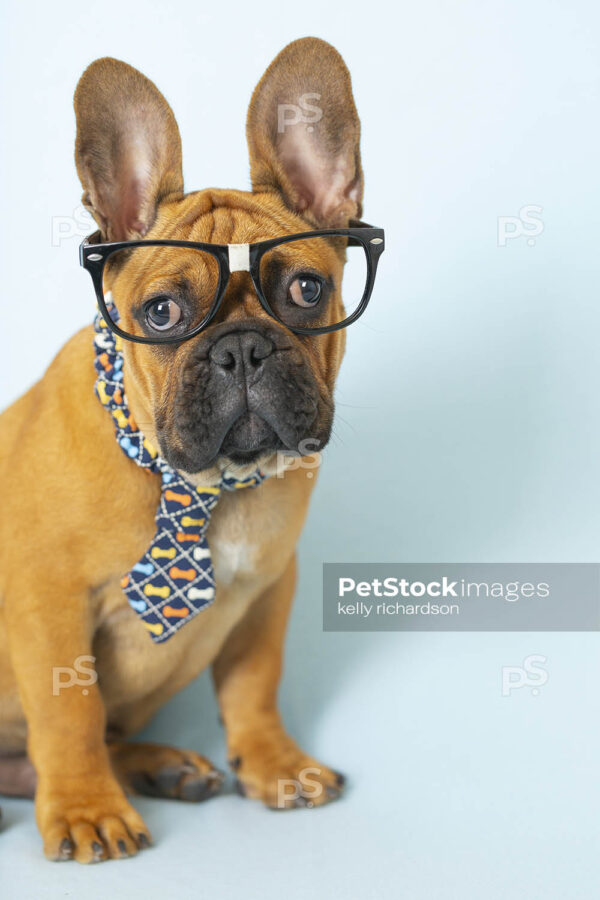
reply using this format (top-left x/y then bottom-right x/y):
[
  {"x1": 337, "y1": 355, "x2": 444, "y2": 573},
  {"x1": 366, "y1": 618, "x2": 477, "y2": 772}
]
[
  {"x1": 92, "y1": 490, "x2": 290, "y2": 728},
  {"x1": 211, "y1": 535, "x2": 258, "y2": 585}
]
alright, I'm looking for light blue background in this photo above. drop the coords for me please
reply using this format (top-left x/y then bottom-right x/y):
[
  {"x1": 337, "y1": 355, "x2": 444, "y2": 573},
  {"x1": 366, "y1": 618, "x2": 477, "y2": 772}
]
[{"x1": 1, "y1": 1, "x2": 599, "y2": 897}]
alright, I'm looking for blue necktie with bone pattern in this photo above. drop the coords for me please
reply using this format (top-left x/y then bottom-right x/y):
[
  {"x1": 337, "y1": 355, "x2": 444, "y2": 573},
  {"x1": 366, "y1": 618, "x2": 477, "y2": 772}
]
[{"x1": 93, "y1": 306, "x2": 266, "y2": 644}]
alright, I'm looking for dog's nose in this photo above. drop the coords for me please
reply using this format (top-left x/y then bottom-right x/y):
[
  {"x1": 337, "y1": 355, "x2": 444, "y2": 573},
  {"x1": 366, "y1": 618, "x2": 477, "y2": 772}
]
[{"x1": 210, "y1": 330, "x2": 274, "y2": 378}]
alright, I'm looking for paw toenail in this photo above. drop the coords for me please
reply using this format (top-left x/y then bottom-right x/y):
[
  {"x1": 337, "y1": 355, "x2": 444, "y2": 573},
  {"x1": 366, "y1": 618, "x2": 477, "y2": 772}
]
[
  {"x1": 335, "y1": 772, "x2": 346, "y2": 787},
  {"x1": 59, "y1": 837, "x2": 74, "y2": 858},
  {"x1": 180, "y1": 775, "x2": 220, "y2": 802},
  {"x1": 234, "y1": 778, "x2": 246, "y2": 796},
  {"x1": 91, "y1": 840, "x2": 104, "y2": 858},
  {"x1": 326, "y1": 785, "x2": 339, "y2": 798},
  {"x1": 228, "y1": 755, "x2": 242, "y2": 771},
  {"x1": 117, "y1": 839, "x2": 127, "y2": 855},
  {"x1": 137, "y1": 833, "x2": 150, "y2": 848}
]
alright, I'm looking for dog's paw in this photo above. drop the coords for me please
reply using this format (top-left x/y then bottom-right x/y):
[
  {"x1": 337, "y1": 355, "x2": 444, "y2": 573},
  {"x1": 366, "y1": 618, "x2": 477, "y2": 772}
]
[
  {"x1": 109, "y1": 741, "x2": 224, "y2": 802},
  {"x1": 36, "y1": 780, "x2": 152, "y2": 864},
  {"x1": 228, "y1": 730, "x2": 345, "y2": 810}
]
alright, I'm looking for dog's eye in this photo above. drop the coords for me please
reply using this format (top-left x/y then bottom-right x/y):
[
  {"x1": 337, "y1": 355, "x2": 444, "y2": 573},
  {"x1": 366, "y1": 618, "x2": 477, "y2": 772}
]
[
  {"x1": 145, "y1": 297, "x2": 182, "y2": 331},
  {"x1": 288, "y1": 275, "x2": 323, "y2": 308}
]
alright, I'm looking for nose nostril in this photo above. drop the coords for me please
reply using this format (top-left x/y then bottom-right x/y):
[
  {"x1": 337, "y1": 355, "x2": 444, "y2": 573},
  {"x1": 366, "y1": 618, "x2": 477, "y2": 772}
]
[
  {"x1": 249, "y1": 347, "x2": 265, "y2": 367},
  {"x1": 246, "y1": 334, "x2": 274, "y2": 368},
  {"x1": 220, "y1": 351, "x2": 236, "y2": 371}
]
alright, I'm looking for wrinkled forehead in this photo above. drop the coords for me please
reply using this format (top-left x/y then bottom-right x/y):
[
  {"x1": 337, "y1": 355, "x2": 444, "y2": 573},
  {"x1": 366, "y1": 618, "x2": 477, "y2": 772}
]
[{"x1": 151, "y1": 189, "x2": 309, "y2": 245}]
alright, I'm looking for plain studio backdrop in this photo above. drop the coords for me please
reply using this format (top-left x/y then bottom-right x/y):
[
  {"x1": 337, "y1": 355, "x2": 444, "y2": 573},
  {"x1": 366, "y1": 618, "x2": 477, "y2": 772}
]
[{"x1": 1, "y1": 2, "x2": 599, "y2": 898}]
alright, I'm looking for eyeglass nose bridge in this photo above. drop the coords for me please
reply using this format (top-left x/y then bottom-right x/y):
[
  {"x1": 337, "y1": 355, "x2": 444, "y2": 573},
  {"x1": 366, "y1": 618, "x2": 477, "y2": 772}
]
[
  {"x1": 220, "y1": 243, "x2": 270, "y2": 321},
  {"x1": 227, "y1": 243, "x2": 250, "y2": 273}
]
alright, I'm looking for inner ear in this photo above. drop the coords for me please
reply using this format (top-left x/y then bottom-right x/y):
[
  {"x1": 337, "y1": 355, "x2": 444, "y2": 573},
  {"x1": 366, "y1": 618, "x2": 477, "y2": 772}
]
[
  {"x1": 74, "y1": 57, "x2": 184, "y2": 242},
  {"x1": 277, "y1": 122, "x2": 362, "y2": 225},
  {"x1": 247, "y1": 38, "x2": 364, "y2": 227}
]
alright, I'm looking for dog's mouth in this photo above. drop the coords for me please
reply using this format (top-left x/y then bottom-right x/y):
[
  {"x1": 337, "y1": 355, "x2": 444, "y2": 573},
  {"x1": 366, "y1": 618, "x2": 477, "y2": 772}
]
[
  {"x1": 219, "y1": 411, "x2": 284, "y2": 464},
  {"x1": 162, "y1": 399, "x2": 312, "y2": 472},
  {"x1": 160, "y1": 387, "x2": 329, "y2": 474}
]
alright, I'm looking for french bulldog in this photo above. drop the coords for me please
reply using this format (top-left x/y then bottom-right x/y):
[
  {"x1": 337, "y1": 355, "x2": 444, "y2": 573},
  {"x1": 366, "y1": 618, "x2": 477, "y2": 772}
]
[{"x1": 0, "y1": 36, "x2": 380, "y2": 863}]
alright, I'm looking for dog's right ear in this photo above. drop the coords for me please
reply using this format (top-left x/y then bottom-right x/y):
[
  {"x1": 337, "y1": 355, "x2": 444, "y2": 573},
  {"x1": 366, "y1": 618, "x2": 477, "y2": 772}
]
[{"x1": 74, "y1": 58, "x2": 183, "y2": 242}]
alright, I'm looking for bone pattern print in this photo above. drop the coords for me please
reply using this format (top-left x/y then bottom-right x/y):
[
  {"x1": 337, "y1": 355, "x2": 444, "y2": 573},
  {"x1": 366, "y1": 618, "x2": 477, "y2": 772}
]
[{"x1": 93, "y1": 305, "x2": 266, "y2": 643}]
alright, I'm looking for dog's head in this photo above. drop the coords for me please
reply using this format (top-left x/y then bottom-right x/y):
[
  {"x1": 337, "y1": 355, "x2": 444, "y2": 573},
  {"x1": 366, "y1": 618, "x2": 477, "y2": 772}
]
[{"x1": 74, "y1": 38, "x2": 364, "y2": 478}]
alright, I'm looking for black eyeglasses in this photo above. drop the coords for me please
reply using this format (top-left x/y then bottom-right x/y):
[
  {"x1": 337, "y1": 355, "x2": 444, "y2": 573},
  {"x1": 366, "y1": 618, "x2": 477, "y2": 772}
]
[{"x1": 79, "y1": 222, "x2": 385, "y2": 344}]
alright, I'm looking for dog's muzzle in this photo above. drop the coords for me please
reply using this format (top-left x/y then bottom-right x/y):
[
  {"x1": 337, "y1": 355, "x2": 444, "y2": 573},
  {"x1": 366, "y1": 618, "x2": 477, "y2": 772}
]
[{"x1": 160, "y1": 320, "x2": 330, "y2": 472}]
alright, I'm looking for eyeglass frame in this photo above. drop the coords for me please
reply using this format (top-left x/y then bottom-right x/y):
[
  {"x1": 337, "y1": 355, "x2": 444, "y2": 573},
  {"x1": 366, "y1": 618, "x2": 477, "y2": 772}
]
[{"x1": 79, "y1": 221, "x2": 385, "y2": 345}]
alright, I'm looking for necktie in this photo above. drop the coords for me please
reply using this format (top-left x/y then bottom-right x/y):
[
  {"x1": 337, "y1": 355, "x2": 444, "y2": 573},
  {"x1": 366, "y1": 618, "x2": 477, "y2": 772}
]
[{"x1": 93, "y1": 306, "x2": 266, "y2": 644}]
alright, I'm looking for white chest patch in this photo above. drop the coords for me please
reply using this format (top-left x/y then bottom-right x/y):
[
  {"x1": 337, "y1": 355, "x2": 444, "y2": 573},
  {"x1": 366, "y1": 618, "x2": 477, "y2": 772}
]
[{"x1": 211, "y1": 538, "x2": 258, "y2": 586}]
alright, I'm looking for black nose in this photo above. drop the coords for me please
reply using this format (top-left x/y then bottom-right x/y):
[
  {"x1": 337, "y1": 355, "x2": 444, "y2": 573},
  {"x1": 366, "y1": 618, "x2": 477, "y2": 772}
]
[{"x1": 209, "y1": 330, "x2": 274, "y2": 379}]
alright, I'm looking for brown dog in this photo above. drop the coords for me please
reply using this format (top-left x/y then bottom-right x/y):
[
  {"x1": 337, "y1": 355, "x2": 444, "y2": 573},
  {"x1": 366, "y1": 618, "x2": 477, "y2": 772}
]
[{"x1": 0, "y1": 37, "x2": 371, "y2": 863}]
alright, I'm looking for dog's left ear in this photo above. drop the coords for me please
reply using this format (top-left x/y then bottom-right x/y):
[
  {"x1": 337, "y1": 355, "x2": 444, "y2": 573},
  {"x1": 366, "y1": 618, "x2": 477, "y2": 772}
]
[
  {"x1": 247, "y1": 37, "x2": 363, "y2": 227},
  {"x1": 74, "y1": 57, "x2": 184, "y2": 241}
]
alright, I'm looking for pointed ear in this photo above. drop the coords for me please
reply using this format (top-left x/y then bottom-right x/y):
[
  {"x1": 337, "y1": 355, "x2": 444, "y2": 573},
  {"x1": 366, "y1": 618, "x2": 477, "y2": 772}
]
[
  {"x1": 74, "y1": 57, "x2": 183, "y2": 241},
  {"x1": 246, "y1": 37, "x2": 363, "y2": 227}
]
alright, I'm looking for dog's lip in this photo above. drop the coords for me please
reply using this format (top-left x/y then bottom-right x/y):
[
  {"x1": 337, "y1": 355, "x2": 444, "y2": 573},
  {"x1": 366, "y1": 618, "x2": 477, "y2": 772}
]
[
  {"x1": 215, "y1": 400, "x2": 311, "y2": 459},
  {"x1": 163, "y1": 367, "x2": 322, "y2": 473},
  {"x1": 219, "y1": 411, "x2": 281, "y2": 457},
  {"x1": 158, "y1": 408, "x2": 291, "y2": 473}
]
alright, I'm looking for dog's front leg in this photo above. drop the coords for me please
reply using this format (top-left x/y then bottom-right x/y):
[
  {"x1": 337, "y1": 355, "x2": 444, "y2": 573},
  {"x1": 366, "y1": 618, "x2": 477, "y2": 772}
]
[
  {"x1": 5, "y1": 585, "x2": 151, "y2": 863},
  {"x1": 212, "y1": 555, "x2": 345, "y2": 810}
]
